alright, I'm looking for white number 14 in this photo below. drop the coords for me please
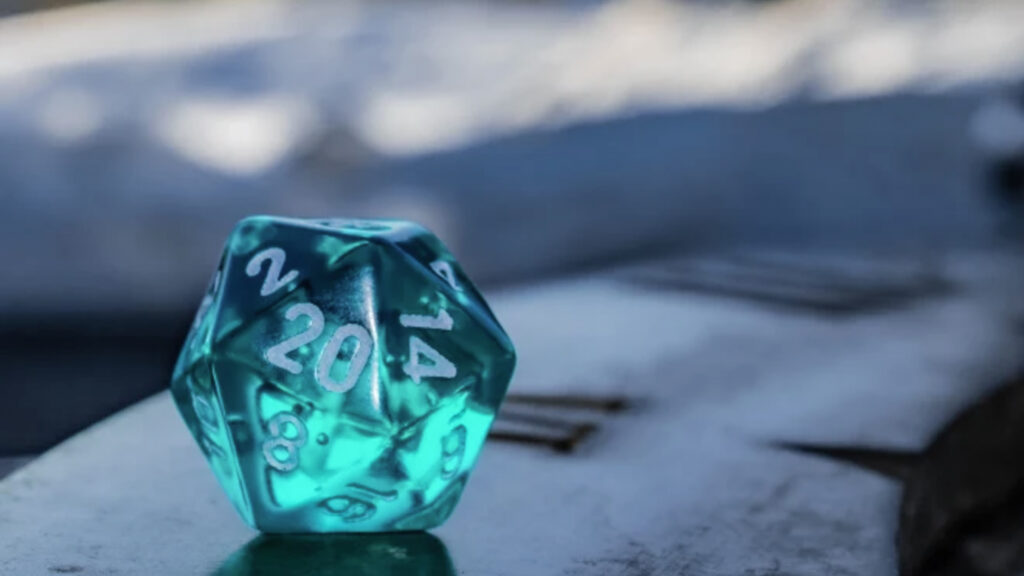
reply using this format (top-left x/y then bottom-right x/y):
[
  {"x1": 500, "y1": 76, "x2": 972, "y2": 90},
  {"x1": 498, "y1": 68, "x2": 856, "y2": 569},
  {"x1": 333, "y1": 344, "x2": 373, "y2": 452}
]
[{"x1": 400, "y1": 309, "x2": 456, "y2": 384}]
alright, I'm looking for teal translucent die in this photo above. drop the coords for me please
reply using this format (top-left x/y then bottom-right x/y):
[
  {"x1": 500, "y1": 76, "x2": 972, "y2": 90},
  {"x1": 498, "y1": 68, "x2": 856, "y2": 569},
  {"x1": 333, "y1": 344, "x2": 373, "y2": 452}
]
[{"x1": 169, "y1": 216, "x2": 515, "y2": 533}]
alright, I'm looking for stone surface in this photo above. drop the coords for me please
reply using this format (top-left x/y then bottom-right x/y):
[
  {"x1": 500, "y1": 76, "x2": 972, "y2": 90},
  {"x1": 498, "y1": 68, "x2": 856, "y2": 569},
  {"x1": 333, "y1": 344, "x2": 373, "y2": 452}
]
[
  {"x1": 0, "y1": 457, "x2": 30, "y2": 481},
  {"x1": 1, "y1": 251, "x2": 1022, "y2": 574}
]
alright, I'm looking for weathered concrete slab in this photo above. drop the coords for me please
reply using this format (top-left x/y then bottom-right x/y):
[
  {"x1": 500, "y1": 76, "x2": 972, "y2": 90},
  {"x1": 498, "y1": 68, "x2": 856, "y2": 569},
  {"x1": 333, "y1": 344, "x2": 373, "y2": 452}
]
[
  {"x1": 2, "y1": 251, "x2": 1021, "y2": 575},
  {"x1": 0, "y1": 457, "x2": 30, "y2": 481}
]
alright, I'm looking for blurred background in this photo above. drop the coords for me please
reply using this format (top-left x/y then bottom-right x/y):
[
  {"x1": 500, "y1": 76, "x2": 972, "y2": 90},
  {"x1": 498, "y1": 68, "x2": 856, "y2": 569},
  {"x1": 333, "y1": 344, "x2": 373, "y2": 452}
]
[
  {"x1": 2, "y1": 0, "x2": 1024, "y2": 468},
  {"x1": 0, "y1": 0, "x2": 1023, "y2": 570}
]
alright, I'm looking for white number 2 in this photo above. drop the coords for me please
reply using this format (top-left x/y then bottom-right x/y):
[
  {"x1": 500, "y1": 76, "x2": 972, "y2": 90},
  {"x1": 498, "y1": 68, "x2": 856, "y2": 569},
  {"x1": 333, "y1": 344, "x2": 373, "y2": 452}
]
[
  {"x1": 247, "y1": 247, "x2": 299, "y2": 297},
  {"x1": 265, "y1": 302, "x2": 373, "y2": 394},
  {"x1": 265, "y1": 303, "x2": 324, "y2": 375},
  {"x1": 400, "y1": 308, "x2": 456, "y2": 384}
]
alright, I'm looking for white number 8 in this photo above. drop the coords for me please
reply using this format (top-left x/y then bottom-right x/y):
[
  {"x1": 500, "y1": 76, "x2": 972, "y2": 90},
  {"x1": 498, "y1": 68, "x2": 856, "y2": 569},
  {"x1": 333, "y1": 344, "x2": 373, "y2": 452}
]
[{"x1": 262, "y1": 412, "x2": 308, "y2": 472}]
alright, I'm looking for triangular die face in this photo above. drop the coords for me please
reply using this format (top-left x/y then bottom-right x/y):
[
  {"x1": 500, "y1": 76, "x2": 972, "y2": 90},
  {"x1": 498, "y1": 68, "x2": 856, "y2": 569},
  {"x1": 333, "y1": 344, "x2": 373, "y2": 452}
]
[
  {"x1": 384, "y1": 226, "x2": 512, "y2": 354},
  {"x1": 173, "y1": 264, "x2": 224, "y2": 380},
  {"x1": 169, "y1": 359, "x2": 254, "y2": 526},
  {"x1": 211, "y1": 216, "x2": 371, "y2": 347},
  {"x1": 214, "y1": 261, "x2": 386, "y2": 429}
]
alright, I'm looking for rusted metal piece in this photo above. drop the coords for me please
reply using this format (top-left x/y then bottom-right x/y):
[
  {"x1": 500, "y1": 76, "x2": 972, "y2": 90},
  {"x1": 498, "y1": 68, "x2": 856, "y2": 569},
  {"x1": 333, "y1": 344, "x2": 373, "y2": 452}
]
[
  {"x1": 488, "y1": 424, "x2": 598, "y2": 454},
  {"x1": 774, "y1": 443, "x2": 918, "y2": 483},
  {"x1": 625, "y1": 255, "x2": 952, "y2": 316},
  {"x1": 504, "y1": 394, "x2": 629, "y2": 413},
  {"x1": 489, "y1": 394, "x2": 625, "y2": 453}
]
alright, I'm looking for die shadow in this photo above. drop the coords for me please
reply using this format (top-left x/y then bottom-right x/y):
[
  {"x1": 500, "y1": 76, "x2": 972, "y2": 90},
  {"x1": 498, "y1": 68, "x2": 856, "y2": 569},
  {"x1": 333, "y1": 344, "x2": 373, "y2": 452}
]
[{"x1": 211, "y1": 532, "x2": 455, "y2": 576}]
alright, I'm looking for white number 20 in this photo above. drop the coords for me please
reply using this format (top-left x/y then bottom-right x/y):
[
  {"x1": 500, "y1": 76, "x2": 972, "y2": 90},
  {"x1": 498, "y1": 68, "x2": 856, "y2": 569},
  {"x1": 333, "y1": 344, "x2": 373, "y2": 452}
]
[{"x1": 265, "y1": 302, "x2": 373, "y2": 395}]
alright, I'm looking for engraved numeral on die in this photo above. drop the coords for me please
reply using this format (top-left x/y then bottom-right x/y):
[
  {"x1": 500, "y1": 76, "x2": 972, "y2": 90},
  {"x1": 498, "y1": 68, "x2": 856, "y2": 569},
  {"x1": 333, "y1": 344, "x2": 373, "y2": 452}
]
[
  {"x1": 430, "y1": 260, "x2": 460, "y2": 290},
  {"x1": 400, "y1": 307, "x2": 457, "y2": 384},
  {"x1": 316, "y1": 324, "x2": 373, "y2": 394},
  {"x1": 191, "y1": 393, "x2": 227, "y2": 459},
  {"x1": 264, "y1": 302, "x2": 374, "y2": 395},
  {"x1": 192, "y1": 270, "x2": 221, "y2": 331},
  {"x1": 399, "y1": 309, "x2": 453, "y2": 331},
  {"x1": 265, "y1": 303, "x2": 324, "y2": 375},
  {"x1": 262, "y1": 412, "x2": 308, "y2": 472},
  {"x1": 246, "y1": 247, "x2": 299, "y2": 297}
]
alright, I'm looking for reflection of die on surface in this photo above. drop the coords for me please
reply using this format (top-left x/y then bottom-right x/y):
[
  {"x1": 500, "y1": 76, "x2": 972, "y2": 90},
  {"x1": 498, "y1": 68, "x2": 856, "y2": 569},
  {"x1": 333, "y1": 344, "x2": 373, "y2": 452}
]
[{"x1": 169, "y1": 216, "x2": 516, "y2": 533}]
